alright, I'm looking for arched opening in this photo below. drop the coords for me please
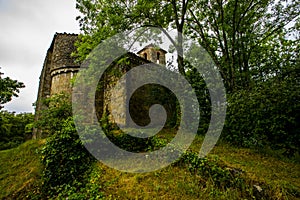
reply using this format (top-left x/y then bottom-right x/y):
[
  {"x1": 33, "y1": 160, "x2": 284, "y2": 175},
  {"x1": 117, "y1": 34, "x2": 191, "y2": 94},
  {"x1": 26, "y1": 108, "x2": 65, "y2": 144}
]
[
  {"x1": 144, "y1": 53, "x2": 147, "y2": 60},
  {"x1": 157, "y1": 52, "x2": 160, "y2": 64}
]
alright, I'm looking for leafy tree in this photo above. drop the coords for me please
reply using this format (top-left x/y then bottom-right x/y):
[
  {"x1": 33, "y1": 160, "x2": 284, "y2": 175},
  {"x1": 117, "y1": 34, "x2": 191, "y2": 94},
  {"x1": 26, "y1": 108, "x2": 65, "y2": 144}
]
[
  {"x1": 0, "y1": 70, "x2": 25, "y2": 109},
  {"x1": 186, "y1": 0, "x2": 299, "y2": 92},
  {"x1": 250, "y1": 29, "x2": 299, "y2": 82},
  {"x1": 0, "y1": 111, "x2": 34, "y2": 150},
  {"x1": 75, "y1": 0, "x2": 192, "y2": 75},
  {"x1": 75, "y1": 0, "x2": 299, "y2": 92}
]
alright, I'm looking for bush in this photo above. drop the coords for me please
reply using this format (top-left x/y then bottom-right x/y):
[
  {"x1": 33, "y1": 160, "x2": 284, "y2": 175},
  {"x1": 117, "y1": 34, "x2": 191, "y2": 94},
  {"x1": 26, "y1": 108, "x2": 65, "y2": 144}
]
[
  {"x1": 34, "y1": 93, "x2": 72, "y2": 137},
  {"x1": 40, "y1": 118, "x2": 94, "y2": 196},
  {"x1": 223, "y1": 75, "x2": 300, "y2": 155},
  {"x1": 175, "y1": 152, "x2": 274, "y2": 199},
  {"x1": 178, "y1": 152, "x2": 241, "y2": 188},
  {"x1": 34, "y1": 93, "x2": 98, "y2": 197},
  {"x1": 50, "y1": 164, "x2": 105, "y2": 200}
]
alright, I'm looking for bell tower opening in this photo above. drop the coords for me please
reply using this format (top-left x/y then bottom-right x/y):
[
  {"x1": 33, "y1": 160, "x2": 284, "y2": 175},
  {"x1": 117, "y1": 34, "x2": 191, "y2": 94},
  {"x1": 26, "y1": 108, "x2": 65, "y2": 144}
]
[{"x1": 157, "y1": 52, "x2": 160, "y2": 64}]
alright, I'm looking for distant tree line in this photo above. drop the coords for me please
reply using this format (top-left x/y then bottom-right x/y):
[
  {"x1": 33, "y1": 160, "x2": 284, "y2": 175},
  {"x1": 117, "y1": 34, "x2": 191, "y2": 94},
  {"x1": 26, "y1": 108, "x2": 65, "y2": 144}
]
[
  {"x1": 0, "y1": 70, "x2": 32, "y2": 150},
  {"x1": 0, "y1": 111, "x2": 34, "y2": 150}
]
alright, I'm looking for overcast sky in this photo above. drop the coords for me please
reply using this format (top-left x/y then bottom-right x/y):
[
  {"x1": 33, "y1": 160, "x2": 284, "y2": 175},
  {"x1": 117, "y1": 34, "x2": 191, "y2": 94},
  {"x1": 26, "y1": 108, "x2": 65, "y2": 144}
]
[{"x1": 0, "y1": 0, "x2": 80, "y2": 113}]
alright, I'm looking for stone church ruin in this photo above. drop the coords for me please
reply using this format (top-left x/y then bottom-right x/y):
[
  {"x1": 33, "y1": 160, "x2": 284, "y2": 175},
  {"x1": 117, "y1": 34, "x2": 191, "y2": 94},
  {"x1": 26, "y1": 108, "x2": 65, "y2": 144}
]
[{"x1": 34, "y1": 33, "x2": 177, "y2": 138}]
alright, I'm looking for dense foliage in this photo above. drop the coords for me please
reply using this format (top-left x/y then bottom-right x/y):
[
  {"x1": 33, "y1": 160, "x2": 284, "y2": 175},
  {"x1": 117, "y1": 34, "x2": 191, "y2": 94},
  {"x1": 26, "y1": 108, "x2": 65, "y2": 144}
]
[
  {"x1": 40, "y1": 118, "x2": 94, "y2": 197},
  {"x1": 0, "y1": 111, "x2": 34, "y2": 150},
  {"x1": 0, "y1": 70, "x2": 29, "y2": 150},
  {"x1": 185, "y1": 63, "x2": 211, "y2": 135},
  {"x1": 75, "y1": 0, "x2": 299, "y2": 88},
  {"x1": 34, "y1": 94, "x2": 95, "y2": 198},
  {"x1": 224, "y1": 70, "x2": 300, "y2": 155},
  {"x1": 34, "y1": 93, "x2": 72, "y2": 137}
]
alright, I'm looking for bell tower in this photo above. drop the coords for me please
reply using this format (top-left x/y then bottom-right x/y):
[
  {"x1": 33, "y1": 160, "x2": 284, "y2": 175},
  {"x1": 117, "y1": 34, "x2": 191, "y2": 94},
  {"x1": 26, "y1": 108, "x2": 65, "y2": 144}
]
[{"x1": 137, "y1": 44, "x2": 167, "y2": 66}]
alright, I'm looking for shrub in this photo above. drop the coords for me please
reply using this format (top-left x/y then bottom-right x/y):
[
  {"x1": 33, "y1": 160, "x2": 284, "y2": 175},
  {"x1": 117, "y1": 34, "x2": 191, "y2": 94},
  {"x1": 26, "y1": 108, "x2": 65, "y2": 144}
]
[
  {"x1": 40, "y1": 118, "x2": 94, "y2": 197},
  {"x1": 223, "y1": 75, "x2": 299, "y2": 155},
  {"x1": 178, "y1": 152, "x2": 241, "y2": 188},
  {"x1": 34, "y1": 93, "x2": 72, "y2": 137}
]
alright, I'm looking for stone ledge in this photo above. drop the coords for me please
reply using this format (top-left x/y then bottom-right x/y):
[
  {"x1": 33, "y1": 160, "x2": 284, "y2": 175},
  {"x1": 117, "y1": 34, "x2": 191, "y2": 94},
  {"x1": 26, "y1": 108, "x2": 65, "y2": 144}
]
[{"x1": 50, "y1": 66, "x2": 80, "y2": 77}]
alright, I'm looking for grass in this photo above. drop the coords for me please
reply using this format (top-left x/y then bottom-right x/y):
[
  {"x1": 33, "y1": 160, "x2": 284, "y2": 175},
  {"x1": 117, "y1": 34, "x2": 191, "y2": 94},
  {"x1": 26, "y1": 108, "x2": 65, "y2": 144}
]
[
  {"x1": 212, "y1": 143, "x2": 300, "y2": 199},
  {"x1": 96, "y1": 162, "x2": 239, "y2": 200},
  {"x1": 0, "y1": 139, "x2": 44, "y2": 199},
  {"x1": 86, "y1": 131, "x2": 300, "y2": 199},
  {"x1": 0, "y1": 133, "x2": 299, "y2": 199},
  {"x1": 191, "y1": 136, "x2": 300, "y2": 179}
]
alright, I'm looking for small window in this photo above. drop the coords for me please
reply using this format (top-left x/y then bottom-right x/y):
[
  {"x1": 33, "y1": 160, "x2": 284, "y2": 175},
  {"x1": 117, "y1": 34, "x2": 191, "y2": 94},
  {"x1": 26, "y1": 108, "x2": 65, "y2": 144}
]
[
  {"x1": 144, "y1": 53, "x2": 147, "y2": 60},
  {"x1": 157, "y1": 52, "x2": 160, "y2": 64}
]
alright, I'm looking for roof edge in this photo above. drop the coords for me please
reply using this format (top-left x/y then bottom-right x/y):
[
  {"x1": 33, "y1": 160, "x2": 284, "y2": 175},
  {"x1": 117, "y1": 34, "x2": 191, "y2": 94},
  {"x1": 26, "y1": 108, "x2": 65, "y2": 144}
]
[{"x1": 137, "y1": 43, "x2": 168, "y2": 54}]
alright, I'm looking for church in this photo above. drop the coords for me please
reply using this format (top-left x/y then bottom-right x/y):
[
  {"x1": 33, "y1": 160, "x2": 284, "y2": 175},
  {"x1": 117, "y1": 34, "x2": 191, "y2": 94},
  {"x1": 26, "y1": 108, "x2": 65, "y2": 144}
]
[{"x1": 34, "y1": 33, "x2": 177, "y2": 138}]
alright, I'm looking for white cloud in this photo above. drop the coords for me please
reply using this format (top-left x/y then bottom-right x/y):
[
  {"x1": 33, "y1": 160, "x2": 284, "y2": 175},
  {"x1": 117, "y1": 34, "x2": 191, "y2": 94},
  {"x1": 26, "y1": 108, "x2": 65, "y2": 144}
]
[{"x1": 0, "y1": 0, "x2": 80, "y2": 113}]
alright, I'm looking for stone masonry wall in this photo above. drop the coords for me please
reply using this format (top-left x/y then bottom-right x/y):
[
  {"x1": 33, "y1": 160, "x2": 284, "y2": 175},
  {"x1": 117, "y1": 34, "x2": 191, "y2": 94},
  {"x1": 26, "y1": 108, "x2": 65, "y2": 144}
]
[
  {"x1": 100, "y1": 53, "x2": 176, "y2": 128},
  {"x1": 50, "y1": 33, "x2": 79, "y2": 95},
  {"x1": 51, "y1": 34, "x2": 79, "y2": 71},
  {"x1": 34, "y1": 33, "x2": 79, "y2": 138},
  {"x1": 35, "y1": 34, "x2": 174, "y2": 138},
  {"x1": 137, "y1": 44, "x2": 166, "y2": 66}
]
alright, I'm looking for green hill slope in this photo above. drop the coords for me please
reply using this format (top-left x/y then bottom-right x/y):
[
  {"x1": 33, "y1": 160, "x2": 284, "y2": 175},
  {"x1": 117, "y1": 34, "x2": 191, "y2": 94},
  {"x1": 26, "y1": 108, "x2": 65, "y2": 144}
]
[
  {"x1": 0, "y1": 140, "x2": 44, "y2": 199},
  {"x1": 0, "y1": 138, "x2": 299, "y2": 199}
]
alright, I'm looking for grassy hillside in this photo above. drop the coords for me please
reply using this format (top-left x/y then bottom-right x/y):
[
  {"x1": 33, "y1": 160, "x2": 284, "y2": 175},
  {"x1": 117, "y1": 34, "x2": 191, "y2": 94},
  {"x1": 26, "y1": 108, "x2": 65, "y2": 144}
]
[
  {"x1": 0, "y1": 137, "x2": 299, "y2": 199},
  {"x1": 0, "y1": 139, "x2": 44, "y2": 199}
]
